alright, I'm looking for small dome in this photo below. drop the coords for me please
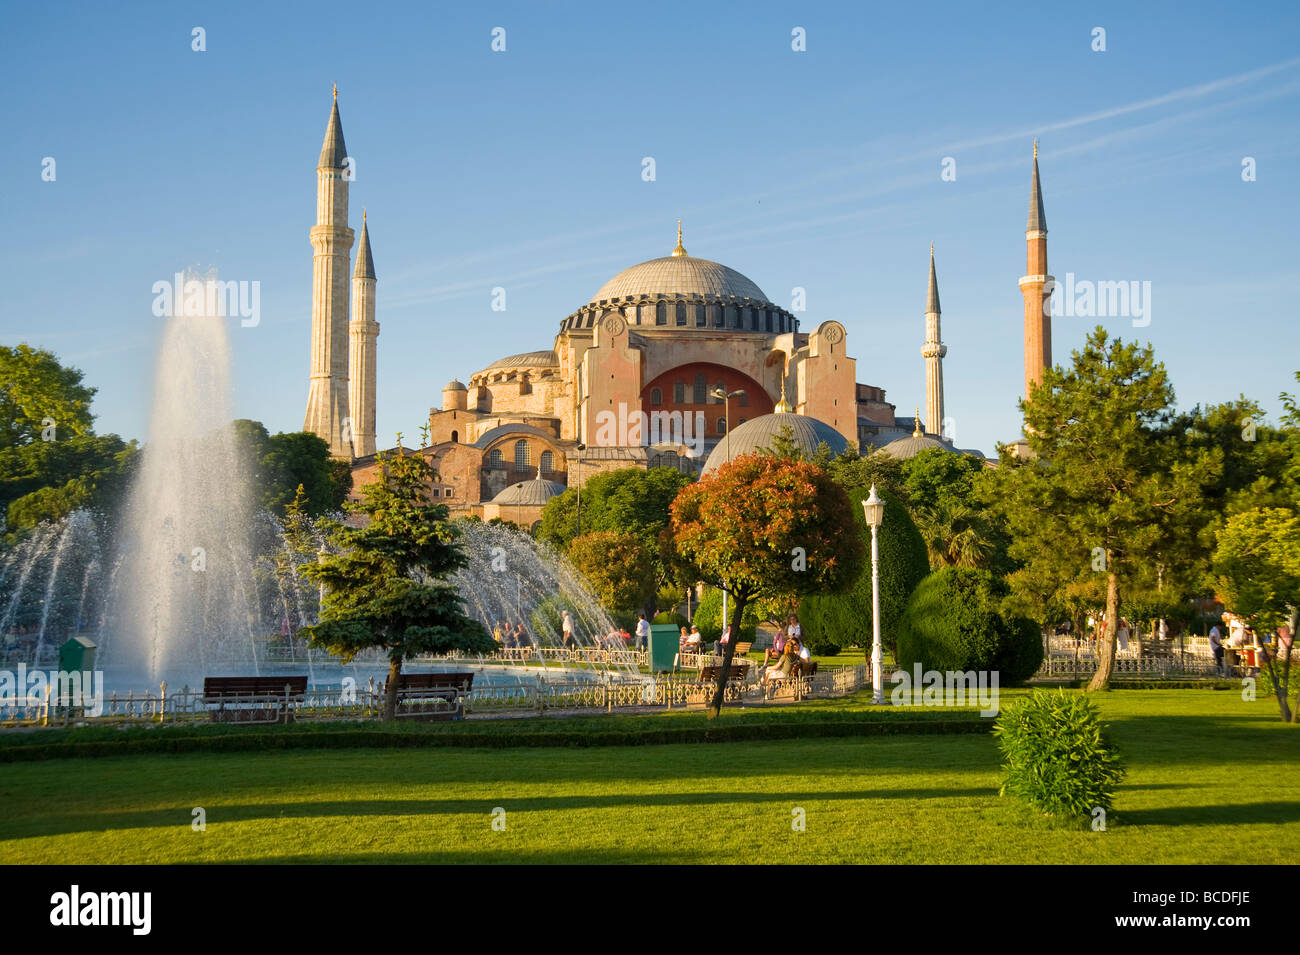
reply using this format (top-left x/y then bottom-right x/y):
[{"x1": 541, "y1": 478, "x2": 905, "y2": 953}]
[
  {"x1": 490, "y1": 478, "x2": 567, "y2": 507},
  {"x1": 443, "y1": 379, "x2": 467, "y2": 391},
  {"x1": 590, "y1": 255, "x2": 770, "y2": 305},
  {"x1": 701, "y1": 413, "x2": 848, "y2": 476},
  {"x1": 879, "y1": 433, "x2": 955, "y2": 461}
]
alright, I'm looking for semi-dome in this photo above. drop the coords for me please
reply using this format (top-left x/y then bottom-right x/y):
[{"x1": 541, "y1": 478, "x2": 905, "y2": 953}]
[
  {"x1": 489, "y1": 477, "x2": 567, "y2": 507},
  {"x1": 443, "y1": 379, "x2": 467, "y2": 391},
  {"x1": 701, "y1": 412, "x2": 849, "y2": 476},
  {"x1": 591, "y1": 255, "x2": 769, "y2": 305}
]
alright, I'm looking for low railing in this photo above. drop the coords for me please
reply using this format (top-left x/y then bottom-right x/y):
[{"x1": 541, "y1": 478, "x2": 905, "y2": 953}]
[{"x1": 0, "y1": 663, "x2": 868, "y2": 726}]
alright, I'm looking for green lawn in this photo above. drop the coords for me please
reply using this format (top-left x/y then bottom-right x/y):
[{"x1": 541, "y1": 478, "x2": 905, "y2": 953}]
[{"x1": 0, "y1": 689, "x2": 1294, "y2": 864}]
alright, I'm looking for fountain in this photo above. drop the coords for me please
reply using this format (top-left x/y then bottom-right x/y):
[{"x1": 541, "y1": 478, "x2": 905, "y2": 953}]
[{"x1": 0, "y1": 272, "x2": 638, "y2": 695}]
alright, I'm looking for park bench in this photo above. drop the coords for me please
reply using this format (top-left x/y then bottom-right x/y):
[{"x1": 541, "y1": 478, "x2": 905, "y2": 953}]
[
  {"x1": 699, "y1": 663, "x2": 750, "y2": 702},
  {"x1": 387, "y1": 671, "x2": 475, "y2": 721},
  {"x1": 202, "y1": 676, "x2": 308, "y2": 724},
  {"x1": 762, "y1": 661, "x2": 818, "y2": 701}
]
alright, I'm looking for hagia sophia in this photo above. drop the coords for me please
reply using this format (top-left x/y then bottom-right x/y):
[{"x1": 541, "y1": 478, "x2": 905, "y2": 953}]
[{"x1": 304, "y1": 91, "x2": 1054, "y2": 527}]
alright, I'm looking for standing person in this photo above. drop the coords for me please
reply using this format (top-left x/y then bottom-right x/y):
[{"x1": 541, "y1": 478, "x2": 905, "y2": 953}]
[
  {"x1": 635, "y1": 613, "x2": 650, "y2": 652},
  {"x1": 561, "y1": 610, "x2": 574, "y2": 649},
  {"x1": 787, "y1": 614, "x2": 802, "y2": 645},
  {"x1": 1209, "y1": 622, "x2": 1224, "y2": 674},
  {"x1": 514, "y1": 622, "x2": 530, "y2": 649},
  {"x1": 492, "y1": 620, "x2": 504, "y2": 650},
  {"x1": 1116, "y1": 617, "x2": 1130, "y2": 652}
]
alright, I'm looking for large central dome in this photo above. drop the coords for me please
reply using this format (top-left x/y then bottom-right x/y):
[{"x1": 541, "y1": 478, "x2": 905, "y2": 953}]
[{"x1": 590, "y1": 254, "x2": 770, "y2": 305}]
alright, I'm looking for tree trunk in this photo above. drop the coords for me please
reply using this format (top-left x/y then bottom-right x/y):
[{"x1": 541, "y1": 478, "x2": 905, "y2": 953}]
[
  {"x1": 1262, "y1": 651, "x2": 1292, "y2": 722},
  {"x1": 1088, "y1": 570, "x2": 1119, "y2": 691},
  {"x1": 383, "y1": 655, "x2": 403, "y2": 721},
  {"x1": 706, "y1": 594, "x2": 747, "y2": 719}
]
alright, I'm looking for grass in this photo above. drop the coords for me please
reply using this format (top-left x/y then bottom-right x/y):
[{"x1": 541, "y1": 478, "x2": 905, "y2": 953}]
[{"x1": 0, "y1": 689, "x2": 1294, "y2": 864}]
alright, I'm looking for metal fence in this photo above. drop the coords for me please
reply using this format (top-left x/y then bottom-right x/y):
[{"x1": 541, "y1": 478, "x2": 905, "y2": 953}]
[{"x1": 1, "y1": 663, "x2": 871, "y2": 727}]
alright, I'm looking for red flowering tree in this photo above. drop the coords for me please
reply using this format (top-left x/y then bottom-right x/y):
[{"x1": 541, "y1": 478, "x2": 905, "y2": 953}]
[{"x1": 667, "y1": 453, "x2": 864, "y2": 717}]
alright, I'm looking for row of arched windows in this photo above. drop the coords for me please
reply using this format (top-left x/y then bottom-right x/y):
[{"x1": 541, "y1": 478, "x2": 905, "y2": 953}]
[
  {"x1": 649, "y1": 375, "x2": 750, "y2": 407},
  {"x1": 485, "y1": 443, "x2": 555, "y2": 472},
  {"x1": 649, "y1": 302, "x2": 788, "y2": 333}
]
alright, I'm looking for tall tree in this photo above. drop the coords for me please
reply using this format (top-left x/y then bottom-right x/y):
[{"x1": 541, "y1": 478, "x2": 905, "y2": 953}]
[
  {"x1": 567, "y1": 530, "x2": 657, "y2": 623},
  {"x1": 301, "y1": 448, "x2": 494, "y2": 720},
  {"x1": 666, "y1": 453, "x2": 863, "y2": 717},
  {"x1": 992, "y1": 327, "x2": 1218, "y2": 690},
  {"x1": 0, "y1": 345, "x2": 96, "y2": 450}
]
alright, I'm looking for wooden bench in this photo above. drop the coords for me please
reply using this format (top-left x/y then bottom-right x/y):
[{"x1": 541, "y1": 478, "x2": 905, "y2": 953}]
[
  {"x1": 387, "y1": 671, "x2": 474, "y2": 721},
  {"x1": 202, "y1": 676, "x2": 308, "y2": 724},
  {"x1": 699, "y1": 663, "x2": 751, "y2": 702}
]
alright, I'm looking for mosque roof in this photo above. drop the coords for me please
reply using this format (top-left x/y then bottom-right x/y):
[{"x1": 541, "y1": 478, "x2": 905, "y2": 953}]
[
  {"x1": 489, "y1": 478, "x2": 567, "y2": 507},
  {"x1": 700, "y1": 412, "x2": 848, "y2": 476}
]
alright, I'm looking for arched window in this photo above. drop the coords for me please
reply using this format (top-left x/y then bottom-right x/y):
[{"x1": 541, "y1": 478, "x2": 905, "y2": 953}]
[
  {"x1": 514, "y1": 441, "x2": 530, "y2": 469},
  {"x1": 673, "y1": 381, "x2": 685, "y2": 404},
  {"x1": 540, "y1": 450, "x2": 554, "y2": 472},
  {"x1": 713, "y1": 383, "x2": 726, "y2": 403},
  {"x1": 693, "y1": 374, "x2": 707, "y2": 405},
  {"x1": 675, "y1": 302, "x2": 687, "y2": 325},
  {"x1": 450, "y1": 430, "x2": 458, "y2": 443},
  {"x1": 696, "y1": 304, "x2": 707, "y2": 326},
  {"x1": 650, "y1": 387, "x2": 662, "y2": 406},
  {"x1": 711, "y1": 305, "x2": 723, "y2": 327},
  {"x1": 488, "y1": 449, "x2": 504, "y2": 468},
  {"x1": 656, "y1": 302, "x2": 667, "y2": 325},
  {"x1": 727, "y1": 307, "x2": 739, "y2": 329},
  {"x1": 716, "y1": 418, "x2": 727, "y2": 434},
  {"x1": 764, "y1": 310, "x2": 773, "y2": 333},
  {"x1": 749, "y1": 308, "x2": 759, "y2": 331}
]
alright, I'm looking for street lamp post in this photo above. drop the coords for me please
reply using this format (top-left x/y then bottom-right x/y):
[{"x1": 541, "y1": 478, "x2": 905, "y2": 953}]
[
  {"x1": 710, "y1": 388, "x2": 745, "y2": 640},
  {"x1": 861, "y1": 485, "x2": 885, "y2": 704}
]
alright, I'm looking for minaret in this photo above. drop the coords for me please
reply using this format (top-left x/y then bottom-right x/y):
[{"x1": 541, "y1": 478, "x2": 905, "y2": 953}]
[
  {"x1": 349, "y1": 209, "x2": 379, "y2": 458},
  {"x1": 921, "y1": 243, "x2": 946, "y2": 439},
  {"x1": 1019, "y1": 140, "x2": 1052, "y2": 399},
  {"x1": 303, "y1": 85, "x2": 355, "y2": 457}
]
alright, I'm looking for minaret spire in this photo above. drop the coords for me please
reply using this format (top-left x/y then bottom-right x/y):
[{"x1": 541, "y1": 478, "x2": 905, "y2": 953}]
[
  {"x1": 304, "y1": 89, "x2": 356, "y2": 457},
  {"x1": 921, "y1": 244, "x2": 946, "y2": 439},
  {"x1": 1019, "y1": 140, "x2": 1052, "y2": 400},
  {"x1": 349, "y1": 211, "x2": 379, "y2": 458},
  {"x1": 672, "y1": 219, "x2": 687, "y2": 257}
]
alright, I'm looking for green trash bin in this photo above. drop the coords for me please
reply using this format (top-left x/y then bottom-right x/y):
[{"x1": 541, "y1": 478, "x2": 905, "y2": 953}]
[
  {"x1": 647, "y1": 624, "x2": 680, "y2": 672},
  {"x1": 59, "y1": 636, "x2": 97, "y2": 673}
]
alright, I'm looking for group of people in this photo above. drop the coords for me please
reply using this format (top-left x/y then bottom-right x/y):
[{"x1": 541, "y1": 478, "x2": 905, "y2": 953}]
[
  {"x1": 1210, "y1": 613, "x2": 1293, "y2": 675},
  {"x1": 492, "y1": 620, "x2": 535, "y2": 650},
  {"x1": 759, "y1": 615, "x2": 812, "y2": 684}
]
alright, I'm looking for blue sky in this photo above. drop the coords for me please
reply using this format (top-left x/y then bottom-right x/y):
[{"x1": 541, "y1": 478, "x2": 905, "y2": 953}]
[{"x1": 3, "y1": 0, "x2": 1298, "y2": 455}]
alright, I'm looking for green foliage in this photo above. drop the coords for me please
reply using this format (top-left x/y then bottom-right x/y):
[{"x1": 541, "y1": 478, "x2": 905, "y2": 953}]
[
  {"x1": 233, "y1": 420, "x2": 350, "y2": 517},
  {"x1": 537, "y1": 467, "x2": 690, "y2": 551},
  {"x1": 0, "y1": 345, "x2": 96, "y2": 451},
  {"x1": 993, "y1": 690, "x2": 1126, "y2": 819},
  {"x1": 798, "y1": 486, "x2": 929, "y2": 654},
  {"x1": 301, "y1": 448, "x2": 494, "y2": 666},
  {"x1": 693, "y1": 587, "x2": 761, "y2": 642},
  {"x1": 567, "y1": 530, "x2": 656, "y2": 622},
  {"x1": 529, "y1": 594, "x2": 582, "y2": 646},
  {"x1": 653, "y1": 610, "x2": 689, "y2": 630},
  {"x1": 1213, "y1": 507, "x2": 1300, "y2": 634},
  {"x1": 895, "y1": 567, "x2": 1043, "y2": 684}
]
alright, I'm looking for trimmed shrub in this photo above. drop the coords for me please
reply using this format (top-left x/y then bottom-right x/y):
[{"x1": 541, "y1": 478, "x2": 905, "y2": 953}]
[
  {"x1": 653, "y1": 611, "x2": 688, "y2": 630},
  {"x1": 996, "y1": 614, "x2": 1046, "y2": 685},
  {"x1": 993, "y1": 689, "x2": 1125, "y2": 819},
  {"x1": 896, "y1": 567, "x2": 1043, "y2": 685},
  {"x1": 798, "y1": 486, "x2": 929, "y2": 654}
]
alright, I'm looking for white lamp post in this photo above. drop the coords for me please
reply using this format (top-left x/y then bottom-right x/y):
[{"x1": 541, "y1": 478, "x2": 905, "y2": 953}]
[
  {"x1": 710, "y1": 387, "x2": 745, "y2": 641},
  {"x1": 861, "y1": 485, "x2": 885, "y2": 704}
]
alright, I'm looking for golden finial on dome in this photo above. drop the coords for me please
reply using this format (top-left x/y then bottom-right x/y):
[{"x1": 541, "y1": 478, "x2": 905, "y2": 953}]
[
  {"x1": 672, "y1": 219, "x2": 687, "y2": 257},
  {"x1": 774, "y1": 365, "x2": 792, "y2": 413},
  {"x1": 914, "y1": 407, "x2": 922, "y2": 438}
]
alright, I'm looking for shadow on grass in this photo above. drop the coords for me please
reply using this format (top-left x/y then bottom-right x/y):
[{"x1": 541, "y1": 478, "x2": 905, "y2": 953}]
[
  {"x1": 1115, "y1": 800, "x2": 1300, "y2": 828},
  {"x1": 1102, "y1": 712, "x2": 1300, "y2": 766},
  {"x1": 0, "y1": 786, "x2": 995, "y2": 840}
]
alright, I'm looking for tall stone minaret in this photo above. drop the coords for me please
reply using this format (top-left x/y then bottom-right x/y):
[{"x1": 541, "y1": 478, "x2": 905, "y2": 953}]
[
  {"x1": 349, "y1": 210, "x2": 379, "y2": 458},
  {"x1": 1019, "y1": 140, "x2": 1052, "y2": 399},
  {"x1": 303, "y1": 86, "x2": 355, "y2": 457},
  {"x1": 921, "y1": 243, "x2": 946, "y2": 439}
]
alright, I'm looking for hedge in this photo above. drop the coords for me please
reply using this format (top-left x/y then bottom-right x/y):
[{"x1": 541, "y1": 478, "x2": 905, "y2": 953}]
[{"x1": 799, "y1": 486, "x2": 930, "y2": 655}]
